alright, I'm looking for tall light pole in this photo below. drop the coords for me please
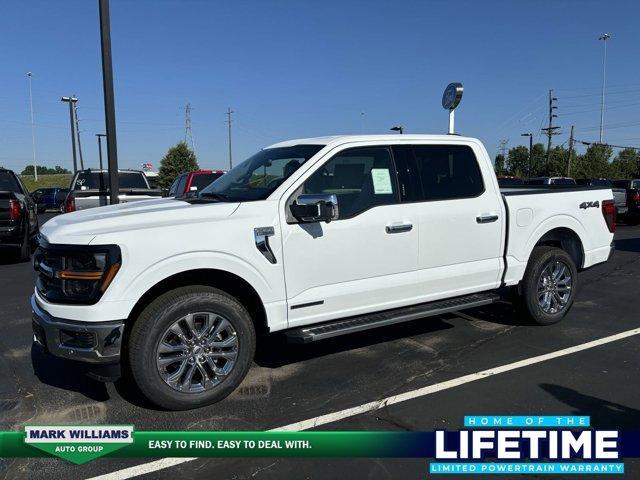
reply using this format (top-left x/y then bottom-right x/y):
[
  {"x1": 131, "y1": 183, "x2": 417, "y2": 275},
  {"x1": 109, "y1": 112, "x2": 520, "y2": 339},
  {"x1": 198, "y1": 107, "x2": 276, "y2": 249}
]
[
  {"x1": 99, "y1": 0, "x2": 120, "y2": 205},
  {"x1": 521, "y1": 133, "x2": 533, "y2": 177},
  {"x1": 390, "y1": 126, "x2": 404, "y2": 134},
  {"x1": 598, "y1": 33, "x2": 611, "y2": 144},
  {"x1": 96, "y1": 133, "x2": 106, "y2": 170},
  {"x1": 61, "y1": 96, "x2": 78, "y2": 173},
  {"x1": 27, "y1": 72, "x2": 38, "y2": 181}
]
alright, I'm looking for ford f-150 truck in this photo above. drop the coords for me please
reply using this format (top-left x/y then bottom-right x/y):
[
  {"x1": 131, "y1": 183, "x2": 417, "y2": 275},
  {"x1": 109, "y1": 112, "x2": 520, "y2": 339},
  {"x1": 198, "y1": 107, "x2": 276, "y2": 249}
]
[
  {"x1": 63, "y1": 169, "x2": 163, "y2": 212},
  {"x1": 32, "y1": 135, "x2": 615, "y2": 410},
  {"x1": 0, "y1": 168, "x2": 38, "y2": 261}
]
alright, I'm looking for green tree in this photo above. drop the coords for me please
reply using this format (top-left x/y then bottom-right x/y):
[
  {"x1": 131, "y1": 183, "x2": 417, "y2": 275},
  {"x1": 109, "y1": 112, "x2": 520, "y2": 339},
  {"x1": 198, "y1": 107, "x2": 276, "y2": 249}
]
[
  {"x1": 530, "y1": 143, "x2": 546, "y2": 177},
  {"x1": 548, "y1": 146, "x2": 570, "y2": 177},
  {"x1": 21, "y1": 165, "x2": 71, "y2": 175},
  {"x1": 158, "y1": 142, "x2": 199, "y2": 188},
  {"x1": 610, "y1": 148, "x2": 639, "y2": 179},
  {"x1": 494, "y1": 154, "x2": 506, "y2": 175},
  {"x1": 507, "y1": 146, "x2": 529, "y2": 177},
  {"x1": 571, "y1": 144, "x2": 612, "y2": 179}
]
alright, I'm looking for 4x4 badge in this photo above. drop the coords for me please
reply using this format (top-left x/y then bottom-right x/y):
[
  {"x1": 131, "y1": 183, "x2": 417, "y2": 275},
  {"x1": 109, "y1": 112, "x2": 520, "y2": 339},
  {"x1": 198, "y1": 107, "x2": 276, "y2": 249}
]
[{"x1": 579, "y1": 201, "x2": 600, "y2": 209}]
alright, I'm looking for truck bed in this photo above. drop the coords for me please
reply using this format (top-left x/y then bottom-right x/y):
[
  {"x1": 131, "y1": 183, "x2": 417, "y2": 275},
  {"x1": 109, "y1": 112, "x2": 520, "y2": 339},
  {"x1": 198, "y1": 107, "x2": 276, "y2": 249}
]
[{"x1": 500, "y1": 185, "x2": 614, "y2": 286}]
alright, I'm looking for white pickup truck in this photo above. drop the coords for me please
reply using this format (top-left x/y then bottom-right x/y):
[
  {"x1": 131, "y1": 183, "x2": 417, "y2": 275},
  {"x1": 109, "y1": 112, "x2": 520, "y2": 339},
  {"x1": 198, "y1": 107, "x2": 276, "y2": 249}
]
[{"x1": 32, "y1": 135, "x2": 615, "y2": 410}]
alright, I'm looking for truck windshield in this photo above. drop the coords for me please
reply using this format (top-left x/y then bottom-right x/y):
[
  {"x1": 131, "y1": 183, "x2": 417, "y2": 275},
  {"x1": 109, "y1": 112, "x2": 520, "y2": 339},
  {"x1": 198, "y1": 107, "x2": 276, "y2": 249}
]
[
  {"x1": 74, "y1": 172, "x2": 148, "y2": 190},
  {"x1": 199, "y1": 145, "x2": 324, "y2": 201}
]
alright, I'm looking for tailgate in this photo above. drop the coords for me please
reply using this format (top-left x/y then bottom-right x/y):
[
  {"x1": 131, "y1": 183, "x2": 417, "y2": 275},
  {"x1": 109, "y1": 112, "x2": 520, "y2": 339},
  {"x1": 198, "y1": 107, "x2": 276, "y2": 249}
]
[{"x1": 0, "y1": 191, "x2": 15, "y2": 222}]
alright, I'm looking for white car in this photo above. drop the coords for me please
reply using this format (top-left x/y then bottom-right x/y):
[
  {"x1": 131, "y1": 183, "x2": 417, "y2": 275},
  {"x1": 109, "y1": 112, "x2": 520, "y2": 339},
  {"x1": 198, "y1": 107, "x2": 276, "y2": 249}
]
[{"x1": 32, "y1": 135, "x2": 616, "y2": 410}]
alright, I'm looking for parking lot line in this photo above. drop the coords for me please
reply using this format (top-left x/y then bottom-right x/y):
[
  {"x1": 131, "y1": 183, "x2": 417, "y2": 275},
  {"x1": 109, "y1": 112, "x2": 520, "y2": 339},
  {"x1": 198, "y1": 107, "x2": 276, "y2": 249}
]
[{"x1": 86, "y1": 326, "x2": 640, "y2": 480}]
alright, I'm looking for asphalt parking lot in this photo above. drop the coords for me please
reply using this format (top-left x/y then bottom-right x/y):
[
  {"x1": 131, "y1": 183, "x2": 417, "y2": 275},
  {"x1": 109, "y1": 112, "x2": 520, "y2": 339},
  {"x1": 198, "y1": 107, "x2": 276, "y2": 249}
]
[{"x1": 1, "y1": 213, "x2": 639, "y2": 480}]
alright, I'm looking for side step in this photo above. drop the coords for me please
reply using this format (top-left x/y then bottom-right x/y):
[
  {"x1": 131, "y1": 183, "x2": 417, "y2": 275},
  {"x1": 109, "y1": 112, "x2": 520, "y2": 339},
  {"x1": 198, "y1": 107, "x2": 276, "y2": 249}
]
[{"x1": 285, "y1": 293, "x2": 500, "y2": 344}]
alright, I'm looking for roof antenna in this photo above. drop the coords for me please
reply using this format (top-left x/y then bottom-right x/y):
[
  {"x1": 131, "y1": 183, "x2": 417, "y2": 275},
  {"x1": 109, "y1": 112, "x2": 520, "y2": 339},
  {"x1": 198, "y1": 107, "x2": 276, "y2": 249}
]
[{"x1": 442, "y1": 83, "x2": 463, "y2": 134}]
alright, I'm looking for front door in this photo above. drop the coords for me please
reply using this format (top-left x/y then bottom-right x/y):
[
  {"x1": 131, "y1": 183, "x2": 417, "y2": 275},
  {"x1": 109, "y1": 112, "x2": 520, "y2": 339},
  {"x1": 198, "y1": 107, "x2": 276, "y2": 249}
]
[{"x1": 280, "y1": 146, "x2": 421, "y2": 328}]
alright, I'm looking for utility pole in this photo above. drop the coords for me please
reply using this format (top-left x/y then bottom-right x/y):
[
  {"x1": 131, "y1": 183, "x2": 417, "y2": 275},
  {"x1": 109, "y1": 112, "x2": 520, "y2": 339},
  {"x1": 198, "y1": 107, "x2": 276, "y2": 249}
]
[
  {"x1": 99, "y1": 0, "x2": 120, "y2": 205},
  {"x1": 541, "y1": 89, "x2": 560, "y2": 175},
  {"x1": 521, "y1": 133, "x2": 533, "y2": 177},
  {"x1": 27, "y1": 72, "x2": 38, "y2": 181},
  {"x1": 61, "y1": 96, "x2": 78, "y2": 173},
  {"x1": 598, "y1": 33, "x2": 611, "y2": 143},
  {"x1": 226, "y1": 108, "x2": 233, "y2": 169},
  {"x1": 184, "y1": 102, "x2": 196, "y2": 154},
  {"x1": 567, "y1": 125, "x2": 575, "y2": 176},
  {"x1": 96, "y1": 133, "x2": 106, "y2": 170},
  {"x1": 73, "y1": 98, "x2": 85, "y2": 170},
  {"x1": 498, "y1": 138, "x2": 509, "y2": 172}
]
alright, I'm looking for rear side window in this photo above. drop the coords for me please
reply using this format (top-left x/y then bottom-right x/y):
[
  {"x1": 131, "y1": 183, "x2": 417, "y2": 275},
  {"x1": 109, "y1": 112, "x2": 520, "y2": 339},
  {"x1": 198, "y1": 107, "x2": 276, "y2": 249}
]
[
  {"x1": 411, "y1": 145, "x2": 484, "y2": 200},
  {"x1": 302, "y1": 146, "x2": 399, "y2": 219}
]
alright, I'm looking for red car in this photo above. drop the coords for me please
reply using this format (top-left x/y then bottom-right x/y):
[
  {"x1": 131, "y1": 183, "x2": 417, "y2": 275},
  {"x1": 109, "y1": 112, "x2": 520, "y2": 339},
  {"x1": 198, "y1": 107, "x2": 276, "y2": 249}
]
[{"x1": 166, "y1": 170, "x2": 226, "y2": 197}]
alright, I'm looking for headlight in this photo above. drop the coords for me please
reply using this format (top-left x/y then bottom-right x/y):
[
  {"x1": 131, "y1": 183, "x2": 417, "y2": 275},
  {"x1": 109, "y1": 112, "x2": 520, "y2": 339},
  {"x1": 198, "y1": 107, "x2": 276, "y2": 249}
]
[{"x1": 34, "y1": 240, "x2": 121, "y2": 305}]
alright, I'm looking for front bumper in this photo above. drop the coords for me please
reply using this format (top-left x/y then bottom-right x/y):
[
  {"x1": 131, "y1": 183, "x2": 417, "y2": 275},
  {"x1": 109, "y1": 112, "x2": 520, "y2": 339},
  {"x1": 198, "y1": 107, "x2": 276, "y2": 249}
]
[{"x1": 31, "y1": 294, "x2": 124, "y2": 365}]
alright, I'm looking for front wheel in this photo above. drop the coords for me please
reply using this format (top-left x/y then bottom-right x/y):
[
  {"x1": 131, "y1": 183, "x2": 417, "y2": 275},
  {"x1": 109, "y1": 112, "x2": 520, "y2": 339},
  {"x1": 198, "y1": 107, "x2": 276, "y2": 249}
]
[
  {"x1": 128, "y1": 286, "x2": 256, "y2": 410},
  {"x1": 518, "y1": 246, "x2": 578, "y2": 325}
]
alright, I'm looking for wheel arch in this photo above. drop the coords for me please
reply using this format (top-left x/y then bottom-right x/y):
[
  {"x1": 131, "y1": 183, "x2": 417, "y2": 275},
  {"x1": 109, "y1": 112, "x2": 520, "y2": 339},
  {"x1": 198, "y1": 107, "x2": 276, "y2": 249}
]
[
  {"x1": 124, "y1": 269, "x2": 269, "y2": 347},
  {"x1": 531, "y1": 227, "x2": 585, "y2": 269}
]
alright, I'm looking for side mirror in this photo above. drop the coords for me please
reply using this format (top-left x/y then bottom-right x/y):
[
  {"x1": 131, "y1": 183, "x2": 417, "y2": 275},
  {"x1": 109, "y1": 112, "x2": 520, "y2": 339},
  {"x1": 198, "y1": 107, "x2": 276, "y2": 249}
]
[{"x1": 290, "y1": 194, "x2": 339, "y2": 223}]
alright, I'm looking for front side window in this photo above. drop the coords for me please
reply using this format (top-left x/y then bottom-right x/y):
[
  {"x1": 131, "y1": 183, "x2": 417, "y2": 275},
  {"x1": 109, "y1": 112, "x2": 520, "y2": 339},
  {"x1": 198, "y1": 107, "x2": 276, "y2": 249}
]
[
  {"x1": 301, "y1": 146, "x2": 399, "y2": 219},
  {"x1": 411, "y1": 145, "x2": 484, "y2": 200},
  {"x1": 200, "y1": 145, "x2": 324, "y2": 202}
]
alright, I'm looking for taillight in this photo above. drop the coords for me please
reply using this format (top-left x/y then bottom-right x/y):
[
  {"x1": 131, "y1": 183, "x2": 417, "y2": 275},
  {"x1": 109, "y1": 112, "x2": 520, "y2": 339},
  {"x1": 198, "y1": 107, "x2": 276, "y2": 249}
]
[
  {"x1": 601, "y1": 199, "x2": 616, "y2": 233},
  {"x1": 65, "y1": 194, "x2": 76, "y2": 213},
  {"x1": 8, "y1": 199, "x2": 21, "y2": 221},
  {"x1": 631, "y1": 191, "x2": 640, "y2": 204}
]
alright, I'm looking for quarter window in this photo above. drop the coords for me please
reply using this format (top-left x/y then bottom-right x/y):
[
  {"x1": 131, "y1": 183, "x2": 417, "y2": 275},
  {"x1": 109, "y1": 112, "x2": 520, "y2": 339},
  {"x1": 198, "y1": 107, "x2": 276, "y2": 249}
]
[{"x1": 302, "y1": 147, "x2": 399, "y2": 218}]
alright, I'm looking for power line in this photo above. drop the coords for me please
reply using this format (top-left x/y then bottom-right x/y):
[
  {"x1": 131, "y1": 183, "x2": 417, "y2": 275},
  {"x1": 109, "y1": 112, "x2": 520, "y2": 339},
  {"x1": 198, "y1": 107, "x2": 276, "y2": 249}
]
[{"x1": 576, "y1": 139, "x2": 640, "y2": 151}]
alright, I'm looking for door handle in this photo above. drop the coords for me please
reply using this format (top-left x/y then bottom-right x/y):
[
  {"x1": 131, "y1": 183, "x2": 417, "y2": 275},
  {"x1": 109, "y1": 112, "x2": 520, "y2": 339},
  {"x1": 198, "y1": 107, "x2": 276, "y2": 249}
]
[
  {"x1": 386, "y1": 223, "x2": 413, "y2": 234},
  {"x1": 476, "y1": 214, "x2": 499, "y2": 224}
]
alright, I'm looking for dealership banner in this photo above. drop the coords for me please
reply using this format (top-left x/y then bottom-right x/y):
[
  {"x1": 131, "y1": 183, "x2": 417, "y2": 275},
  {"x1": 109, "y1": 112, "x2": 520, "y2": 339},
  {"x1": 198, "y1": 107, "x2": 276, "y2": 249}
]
[{"x1": 1, "y1": 416, "x2": 639, "y2": 470}]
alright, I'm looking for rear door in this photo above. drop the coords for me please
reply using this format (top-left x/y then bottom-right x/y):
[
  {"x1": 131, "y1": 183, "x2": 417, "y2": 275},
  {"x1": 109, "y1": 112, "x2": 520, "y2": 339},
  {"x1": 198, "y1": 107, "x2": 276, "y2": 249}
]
[{"x1": 393, "y1": 143, "x2": 503, "y2": 301}]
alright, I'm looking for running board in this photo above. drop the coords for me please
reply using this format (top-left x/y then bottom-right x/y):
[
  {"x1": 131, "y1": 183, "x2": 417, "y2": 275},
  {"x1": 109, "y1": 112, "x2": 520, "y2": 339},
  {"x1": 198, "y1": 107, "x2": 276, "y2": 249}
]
[{"x1": 285, "y1": 293, "x2": 500, "y2": 344}]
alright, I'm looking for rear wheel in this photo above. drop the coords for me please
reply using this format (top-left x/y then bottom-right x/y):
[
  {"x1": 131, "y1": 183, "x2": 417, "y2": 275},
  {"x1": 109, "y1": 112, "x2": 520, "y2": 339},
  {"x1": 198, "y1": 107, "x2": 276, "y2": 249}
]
[
  {"x1": 518, "y1": 246, "x2": 577, "y2": 325},
  {"x1": 128, "y1": 286, "x2": 255, "y2": 410}
]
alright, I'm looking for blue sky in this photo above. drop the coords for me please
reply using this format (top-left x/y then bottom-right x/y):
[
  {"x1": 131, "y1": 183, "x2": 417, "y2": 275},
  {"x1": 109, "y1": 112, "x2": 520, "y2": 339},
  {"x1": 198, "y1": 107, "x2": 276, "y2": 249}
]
[{"x1": 1, "y1": 0, "x2": 639, "y2": 172}]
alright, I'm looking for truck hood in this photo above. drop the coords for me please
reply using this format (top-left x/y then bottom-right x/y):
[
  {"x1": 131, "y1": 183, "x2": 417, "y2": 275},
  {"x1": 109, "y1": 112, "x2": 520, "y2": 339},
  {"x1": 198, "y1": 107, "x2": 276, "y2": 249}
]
[{"x1": 40, "y1": 198, "x2": 240, "y2": 245}]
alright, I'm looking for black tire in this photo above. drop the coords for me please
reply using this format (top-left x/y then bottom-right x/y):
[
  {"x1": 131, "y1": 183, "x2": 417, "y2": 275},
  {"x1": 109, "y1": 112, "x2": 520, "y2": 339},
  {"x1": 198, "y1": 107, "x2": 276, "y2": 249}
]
[
  {"x1": 518, "y1": 246, "x2": 578, "y2": 325},
  {"x1": 128, "y1": 286, "x2": 256, "y2": 410}
]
